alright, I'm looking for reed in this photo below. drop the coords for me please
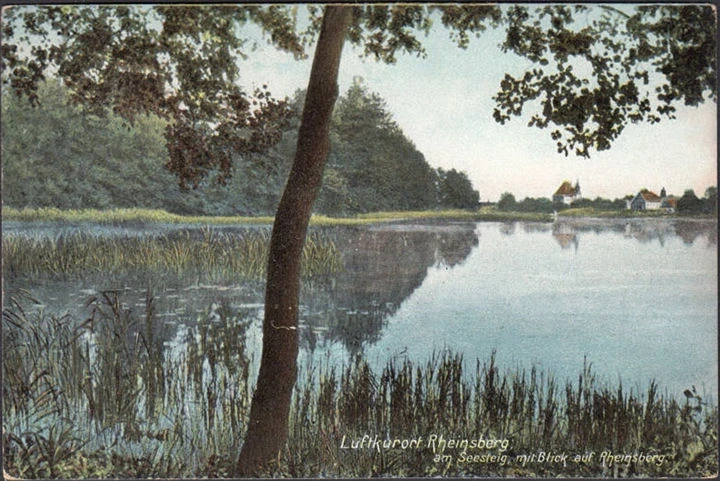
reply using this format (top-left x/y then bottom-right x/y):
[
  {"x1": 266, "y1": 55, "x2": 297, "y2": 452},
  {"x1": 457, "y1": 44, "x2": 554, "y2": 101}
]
[
  {"x1": 3, "y1": 292, "x2": 717, "y2": 478},
  {"x1": 3, "y1": 289, "x2": 257, "y2": 478},
  {"x1": 3, "y1": 227, "x2": 342, "y2": 282},
  {"x1": 282, "y1": 352, "x2": 718, "y2": 478}
]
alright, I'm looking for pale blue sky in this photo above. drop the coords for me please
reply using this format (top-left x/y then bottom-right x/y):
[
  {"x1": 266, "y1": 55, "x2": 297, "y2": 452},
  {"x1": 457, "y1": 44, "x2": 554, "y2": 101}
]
[{"x1": 240, "y1": 5, "x2": 716, "y2": 202}]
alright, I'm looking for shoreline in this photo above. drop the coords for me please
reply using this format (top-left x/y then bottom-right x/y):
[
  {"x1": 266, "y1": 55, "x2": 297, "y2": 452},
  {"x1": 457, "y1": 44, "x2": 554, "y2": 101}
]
[{"x1": 2, "y1": 206, "x2": 717, "y2": 226}]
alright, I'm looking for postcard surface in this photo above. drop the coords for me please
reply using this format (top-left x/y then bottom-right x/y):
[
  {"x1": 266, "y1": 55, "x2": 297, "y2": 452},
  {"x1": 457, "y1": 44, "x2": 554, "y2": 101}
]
[{"x1": 2, "y1": 3, "x2": 717, "y2": 478}]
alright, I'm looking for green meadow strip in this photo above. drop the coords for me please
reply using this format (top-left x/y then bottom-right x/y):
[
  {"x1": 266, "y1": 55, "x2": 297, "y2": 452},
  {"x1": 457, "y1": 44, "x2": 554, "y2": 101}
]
[
  {"x1": 3, "y1": 207, "x2": 555, "y2": 225},
  {"x1": 557, "y1": 207, "x2": 670, "y2": 218},
  {"x1": 3, "y1": 206, "x2": 708, "y2": 226},
  {"x1": 2, "y1": 207, "x2": 275, "y2": 225}
]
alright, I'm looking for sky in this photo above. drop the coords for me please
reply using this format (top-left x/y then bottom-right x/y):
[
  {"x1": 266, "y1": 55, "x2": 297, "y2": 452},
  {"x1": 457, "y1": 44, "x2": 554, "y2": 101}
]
[{"x1": 238, "y1": 5, "x2": 717, "y2": 202}]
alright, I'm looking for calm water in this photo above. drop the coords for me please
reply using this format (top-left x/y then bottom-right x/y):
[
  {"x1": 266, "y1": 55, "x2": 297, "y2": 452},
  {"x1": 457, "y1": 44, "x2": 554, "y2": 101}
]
[
  {"x1": 3, "y1": 218, "x2": 717, "y2": 398},
  {"x1": 362, "y1": 220, "x2": 718, "y2": 397}
]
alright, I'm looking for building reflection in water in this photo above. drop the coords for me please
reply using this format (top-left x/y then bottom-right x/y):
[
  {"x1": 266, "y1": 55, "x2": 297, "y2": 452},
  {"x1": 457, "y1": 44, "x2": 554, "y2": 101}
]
[
  {"x1": 547, "y1": 218, "x2": 716, "y2": 251},
  {"x1": 552, "y1": 222, "x2": 579, "y2": 251}
]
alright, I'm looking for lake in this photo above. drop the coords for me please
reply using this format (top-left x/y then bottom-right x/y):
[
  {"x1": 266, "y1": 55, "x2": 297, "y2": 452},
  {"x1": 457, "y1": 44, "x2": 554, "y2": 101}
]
[
  {"x1": 3, "y1": 217, "x2": 717, "y2": 398},
  {"x1": 361, "y1": 219, "x2": 718, "y2": 398}
]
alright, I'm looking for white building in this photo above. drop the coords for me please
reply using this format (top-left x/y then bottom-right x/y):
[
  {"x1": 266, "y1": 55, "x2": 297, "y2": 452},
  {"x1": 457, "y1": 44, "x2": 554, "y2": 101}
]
[
  {"x1": 628, "y1": 188, "x2": 675, "y2": 211},
  {"x1": 552, "y1": 180, "x2": 581, "y2": 205}
]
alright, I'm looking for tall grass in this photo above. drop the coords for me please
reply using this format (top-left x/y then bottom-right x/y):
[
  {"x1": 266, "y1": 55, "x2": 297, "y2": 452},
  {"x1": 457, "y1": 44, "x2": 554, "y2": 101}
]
[
  {"x1": 3, "y1": 289, "x2": 256, "y2": 478},
  {"x1": 3, "y1": 227, "x2": 342, "y2": 281},
  {"x1": 3, "y1": 291, "x2": 718, "y2": 478},
  {"x1": 281, "y1": 353, "x2": 717, "y2": 478}
]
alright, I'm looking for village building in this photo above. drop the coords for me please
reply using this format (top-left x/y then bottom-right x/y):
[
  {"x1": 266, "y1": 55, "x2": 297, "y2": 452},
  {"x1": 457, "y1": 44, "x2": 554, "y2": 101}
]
[
  {"x1": 553, "y1": 180, "x2": 581, "y2": 205},
  {"x1": 661, "y1": 197, "x2": 677, "y2": 212},
  {"x1": 628, "y1": 187, "x2": 676, "y2": 212}
]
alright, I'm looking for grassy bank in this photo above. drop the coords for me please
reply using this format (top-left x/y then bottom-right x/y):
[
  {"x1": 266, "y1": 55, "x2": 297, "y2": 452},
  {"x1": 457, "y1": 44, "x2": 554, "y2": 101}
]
[
  {"x1": 557, "y1": 207, "x2": 670, "y2": 218},
  {"x1": 2, "y1": 206, "x2": 276, "y2": 225},
  {"x1": 3, "y1": 206, "x2": 555, "y2": 225},
  {"x1": 6, "y1": 205, "x2": 711, "y2": 226},
  {"x1": 3, "y1": 290, "x2": 717, "y2": 478}
]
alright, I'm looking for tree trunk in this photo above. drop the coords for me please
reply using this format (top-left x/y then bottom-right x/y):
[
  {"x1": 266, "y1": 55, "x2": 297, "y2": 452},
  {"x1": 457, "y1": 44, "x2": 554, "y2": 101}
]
[{"x1": 236, "y1": 6, "x2": 352, "y2": 475}]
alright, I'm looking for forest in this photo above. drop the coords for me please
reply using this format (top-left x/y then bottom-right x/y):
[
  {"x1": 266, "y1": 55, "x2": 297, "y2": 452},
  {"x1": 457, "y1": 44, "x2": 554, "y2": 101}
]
[{"x1": 2, "y1": 78, "x2": 479, "y2": 216}]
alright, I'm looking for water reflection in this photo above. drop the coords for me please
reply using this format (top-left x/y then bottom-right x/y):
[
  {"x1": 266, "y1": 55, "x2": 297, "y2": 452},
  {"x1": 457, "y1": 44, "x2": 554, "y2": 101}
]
[
  {"x1": 498, "y1": 222, "x2": 516, "y2": 236},
  {"x1": 3, "y1": 215, "x2": 716, "y2": 464},
  {"x1": 300, "y1": 224, "x2": 479, "y2": 354},
  {"x1": 547, "y1": 218, "x2": 717, "y2": 250},
  {"x1": 552, "y1": 222, "x2": 579, "y2": 251},
  {"x1": 2, "y1": 223, "x2": 481, "y2": 357},
  {"x1": 3, "y1": 218, "x2": 715, "y2": 363}
]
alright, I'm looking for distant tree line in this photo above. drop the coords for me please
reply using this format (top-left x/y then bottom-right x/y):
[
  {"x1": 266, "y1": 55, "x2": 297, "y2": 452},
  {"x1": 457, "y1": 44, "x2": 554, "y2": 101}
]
[
  {"x1": 676, "y1": 187, "x2": 717, "y2": 214},
  {"x1": 2, "y1": 78, "x2": 479, "y2": 216},
  {"x1": 497, "y1": 188, "x2": 717, "y2": 215},
  {"x1": 497, "y1": 193, "x2": 555, "y2": 213}
]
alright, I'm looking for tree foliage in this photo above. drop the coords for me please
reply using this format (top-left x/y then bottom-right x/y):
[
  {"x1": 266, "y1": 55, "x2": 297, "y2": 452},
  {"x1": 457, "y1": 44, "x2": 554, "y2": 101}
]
[
  {"x1": 493, "y1": 5, "x2": 716, "y2": 157},
  {"x1": 517, "y1": 196, "x2": 555, "y2": 213},
  {"x1": 677, "y1": 189, "x2": 704, "y2": 214},
  {"x1": 1, "y1": 80, "x2": 292, "y2": 214},
  {"x1": 3, "y1": 4, "x2": 715, "y2": 181},
  {"x1": 2, "y1": 5, "x2": 305, "y2": 189},
  {"x1": 3, "y1": 78, "x2": 480, "y2": 214},
  {"x1": 704, "y1": 186, "x2": 718, "y2": 214},
  {"x1": 497, "y1": 192, "x2": 518, "y2": 211},
  {"x1": 1, "y1": 80, "x2": 182, "y2": 210},
  {"x1": 568, "y1": 196, "x2": 628, "y2": 211},
  {"x1": 327, "y1": 79, "x2": 447, "y2": 213},
  {"x1": 437, "y1": 168, "x2": 480, "y2": 209}
]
